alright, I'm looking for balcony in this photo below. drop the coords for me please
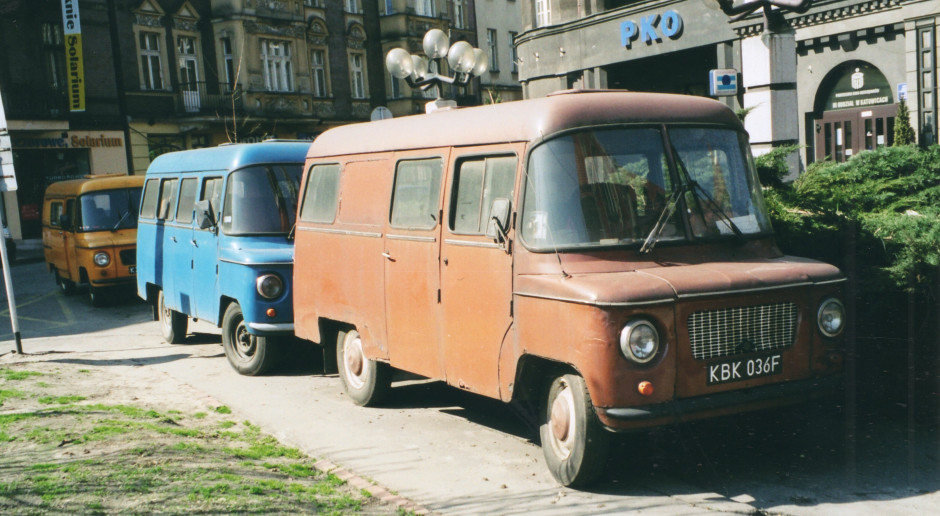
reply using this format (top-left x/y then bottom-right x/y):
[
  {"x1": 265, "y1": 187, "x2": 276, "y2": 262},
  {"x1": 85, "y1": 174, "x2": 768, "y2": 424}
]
[
  {"x1": 2, "y1": 84, "x2": 68, "y2": 120},
  {"x1": 126, "y1": 82, "x2": 244, "y2": 120}
]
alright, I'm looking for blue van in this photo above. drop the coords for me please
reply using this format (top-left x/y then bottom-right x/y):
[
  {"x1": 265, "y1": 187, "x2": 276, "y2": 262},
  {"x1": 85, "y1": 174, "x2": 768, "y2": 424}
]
[{"x1": 136, "y1": 141, "x2": 310, "y2": 375}]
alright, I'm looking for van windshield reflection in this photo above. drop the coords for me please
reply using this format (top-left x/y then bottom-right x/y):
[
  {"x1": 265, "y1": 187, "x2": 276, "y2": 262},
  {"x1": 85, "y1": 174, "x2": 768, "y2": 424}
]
[
  {"x1": 221, "y1": 164, "x2": 302, "y2": 235},
  {"x1": 521, "y1": 127, "x2": 772, "y2": 250},
  {"x1": 78, "y1": 188, "x2": 142, "y2": 232}
]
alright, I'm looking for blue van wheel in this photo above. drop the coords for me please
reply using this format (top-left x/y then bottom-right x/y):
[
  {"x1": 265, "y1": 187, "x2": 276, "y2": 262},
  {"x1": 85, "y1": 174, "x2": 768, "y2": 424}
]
[
  {"x1": 222, "y1": 302, "x2": 279, "y2": 376},
  {"x1": 158, "y1": 290, "x2": 188, "y2": 344}
]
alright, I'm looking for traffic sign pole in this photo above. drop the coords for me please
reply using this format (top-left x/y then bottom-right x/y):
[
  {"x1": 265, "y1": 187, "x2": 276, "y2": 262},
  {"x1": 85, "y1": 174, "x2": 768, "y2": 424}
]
[{"x1": 0, "y1": 229, "x2": 21, "y2": 354}]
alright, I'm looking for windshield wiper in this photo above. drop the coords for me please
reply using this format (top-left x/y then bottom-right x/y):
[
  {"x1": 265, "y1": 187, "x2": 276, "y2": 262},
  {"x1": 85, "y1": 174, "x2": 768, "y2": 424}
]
[
  {"x1": 111, "y1": 211, "x2": 129, "y2": 232},
  {"x1": 640, "y1": 184, "x2": 684, "y2": 254},
  {"x1": 671, "y1": 148, "x2": 745, "y2": 242}
]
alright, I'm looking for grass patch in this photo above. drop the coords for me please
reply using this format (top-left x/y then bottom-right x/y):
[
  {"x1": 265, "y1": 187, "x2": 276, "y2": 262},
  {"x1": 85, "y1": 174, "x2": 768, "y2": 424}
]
[{"x1": 0, "y1": 365, "x2": 393, "y2": 515}]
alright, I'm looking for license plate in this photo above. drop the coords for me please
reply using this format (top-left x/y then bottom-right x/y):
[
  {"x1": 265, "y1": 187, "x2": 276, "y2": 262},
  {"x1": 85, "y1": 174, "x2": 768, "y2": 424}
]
[
  {"x1": 129, "y1": 266, "x2": 136, "y2": 274},
  {"x1": 707, "y1": 354, "x2": 782, "y2": 385}
]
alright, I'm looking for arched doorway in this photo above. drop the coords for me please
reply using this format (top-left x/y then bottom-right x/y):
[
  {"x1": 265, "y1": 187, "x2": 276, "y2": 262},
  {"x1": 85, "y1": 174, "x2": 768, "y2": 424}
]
[{"x1": 812, "y1": 61, "x2": 897, "y2": 162}]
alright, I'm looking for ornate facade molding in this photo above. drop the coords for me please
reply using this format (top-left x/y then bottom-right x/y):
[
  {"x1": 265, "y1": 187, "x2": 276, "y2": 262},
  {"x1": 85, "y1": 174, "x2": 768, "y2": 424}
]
[
  {"x1": 135, "y1": 13, "x2": 163, "y2": 28},
  {"x1": 734, "y1": 0, "x2": 902, "y2": 37},
  {"x1": 244, "y1": 20, "x2": 305, "y2": 39}
]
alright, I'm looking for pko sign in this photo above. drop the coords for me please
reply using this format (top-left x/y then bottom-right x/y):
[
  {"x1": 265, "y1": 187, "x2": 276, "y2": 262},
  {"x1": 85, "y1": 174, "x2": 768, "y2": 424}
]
[{"x1": 621, "y1": 10, "x2": 684, "y2": 49}]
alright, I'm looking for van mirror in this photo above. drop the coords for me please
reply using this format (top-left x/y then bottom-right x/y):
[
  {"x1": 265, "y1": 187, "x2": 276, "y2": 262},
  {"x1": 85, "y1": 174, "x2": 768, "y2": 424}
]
[
  {"x1": 194, "y1": 200, "x2": 216, "y2": 230},
  {"x1": 485, "y1": 198, "x2": 511, "y2": 245}
]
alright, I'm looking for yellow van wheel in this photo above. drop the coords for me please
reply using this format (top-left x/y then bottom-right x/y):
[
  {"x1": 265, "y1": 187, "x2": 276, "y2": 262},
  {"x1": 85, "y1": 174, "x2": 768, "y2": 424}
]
[
  {"x1": 539, "y1": 374, "x2": 610, "y2": 487},
  {"x1": 55, "y1": 269, "x2": 76, "y2": 296}
]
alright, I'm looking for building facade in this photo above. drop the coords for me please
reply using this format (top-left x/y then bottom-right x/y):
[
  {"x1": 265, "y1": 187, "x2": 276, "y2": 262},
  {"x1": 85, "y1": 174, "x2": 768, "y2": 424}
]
[
  {"x1": 475, "y1": 0, "x2": 524, "y2": 103},
  {"x1": 516, "y1": 0, "x2": 935, "y2": 172},
  {"x1": 0, "y1": 0, "x2": 485, "y2": 240}
]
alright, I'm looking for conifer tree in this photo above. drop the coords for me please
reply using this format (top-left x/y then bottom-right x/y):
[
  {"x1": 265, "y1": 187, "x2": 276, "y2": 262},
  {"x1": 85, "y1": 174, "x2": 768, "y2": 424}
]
[{"x1": 894, "y1": 98, "x2": 915, "y2": 146}]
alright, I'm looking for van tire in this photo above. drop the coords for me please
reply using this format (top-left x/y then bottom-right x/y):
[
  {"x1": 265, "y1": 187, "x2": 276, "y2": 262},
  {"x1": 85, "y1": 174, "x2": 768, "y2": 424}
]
[
  {"x1": 222, "y1": 302, "x2": 278, "y2": 376},
  {"x1": 158, "y1": 290, "x2": 188, "y2": 344},
  {"x1": 88, "y1": 286, "x2": 107, "y2": 307},
  {"x1": 55, "y1": 269, "x2": 76, "y2": 296},
  {"x1": 337, "y1": 328, "x2": 391, "y2": 407},
  {"x1": 539, "y1": 373, "x2": 610, "y2": 487}
]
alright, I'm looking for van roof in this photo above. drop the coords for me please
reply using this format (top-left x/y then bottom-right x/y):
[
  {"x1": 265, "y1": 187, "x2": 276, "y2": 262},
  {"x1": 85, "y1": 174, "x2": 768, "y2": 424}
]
[
  {"x1": 44, "y1": 174, "x2": 145, "y2": 197},
  {"x1": 145, "y1": 141, "x2": 311, "y2": 175},
  {"x1": 307, "y1": 90, "x2": 743, "y2": 158}
]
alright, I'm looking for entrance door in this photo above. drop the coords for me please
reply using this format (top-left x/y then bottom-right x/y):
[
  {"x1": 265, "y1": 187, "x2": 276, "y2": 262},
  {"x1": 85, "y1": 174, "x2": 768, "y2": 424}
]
[
  {"x1": 383, "y1": 155, "x2": 446, "y2": 379},
  {"x1": 178, "y1": 36, "x2": 200, "y2": 112},
  {"x1": 815, "y1": 105, "x2": 897, "y2": 162}
]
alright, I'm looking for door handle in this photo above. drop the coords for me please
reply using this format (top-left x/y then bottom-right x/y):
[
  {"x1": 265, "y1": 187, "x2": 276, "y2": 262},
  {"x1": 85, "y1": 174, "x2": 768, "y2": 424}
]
[
  {"x1": 382, "y1": 252, "x2": 395, "y2": 262},
  {"x1": 170, "y1": 236, "x2": 177, "y2": 243},
  {"x1": 191, "y1": 240, "x2": 198, "y2": 247}
]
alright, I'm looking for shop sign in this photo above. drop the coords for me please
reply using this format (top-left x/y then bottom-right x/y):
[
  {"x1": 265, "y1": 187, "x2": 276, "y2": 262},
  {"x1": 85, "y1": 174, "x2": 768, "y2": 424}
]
[
  {"x1": 12, "y1": 133, "x2": 123, "y2": 149},
  {"x1": 825, "y1": 63, "x2": 892, "y2": 111},
  {"x1": 62, "y1": 0, "x2": 86, "y2": 112},
  {"x1": 620, "y1": 10, "x2": 684, "y2": 49}
]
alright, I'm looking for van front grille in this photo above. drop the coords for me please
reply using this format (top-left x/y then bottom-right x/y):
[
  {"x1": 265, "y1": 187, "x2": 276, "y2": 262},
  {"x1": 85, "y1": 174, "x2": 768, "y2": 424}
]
[
  {"x1": 688, "y1": 302, "x2": 798, "y2": 360},
  {"x1": 119, "y1": 249, "x2": 137, "y2": 266}
]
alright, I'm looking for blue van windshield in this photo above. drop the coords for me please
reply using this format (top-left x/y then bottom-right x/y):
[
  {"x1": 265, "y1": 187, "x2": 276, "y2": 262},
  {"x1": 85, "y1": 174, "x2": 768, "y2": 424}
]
[
  {"x1": 78, "y1": 188, "x2": 142, "y2": 232},
  {"x1": 221, "y1": 164, "x2": 302, "y2": 235}
]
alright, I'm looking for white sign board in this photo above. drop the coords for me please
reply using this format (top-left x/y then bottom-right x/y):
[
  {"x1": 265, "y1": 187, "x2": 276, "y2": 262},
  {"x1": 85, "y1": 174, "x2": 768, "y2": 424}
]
[
  {"x1": 0, "y1": 90, "x2": 15, "y2": 192},
  {"x1": 708, "y1": 68, "x2": 738, "y2": 97}
]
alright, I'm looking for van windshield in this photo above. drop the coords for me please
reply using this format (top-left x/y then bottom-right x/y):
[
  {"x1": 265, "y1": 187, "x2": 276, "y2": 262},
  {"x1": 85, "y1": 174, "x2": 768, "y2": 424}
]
[
  {"x1": 221, "y1": 164, "x2": 302, "y2": 235},
  {"x1": 77, "y1": 188, "x2": 142, "y2": 232},
  {"x1": 521, "y1": 127, "x2": 772, "y2": 250}
]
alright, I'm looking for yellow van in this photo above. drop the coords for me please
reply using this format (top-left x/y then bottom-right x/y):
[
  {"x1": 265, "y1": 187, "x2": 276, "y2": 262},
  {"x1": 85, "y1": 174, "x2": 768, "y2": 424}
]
[{"x1": 42, "y1": 174, "x2": 145, "y2": 306}]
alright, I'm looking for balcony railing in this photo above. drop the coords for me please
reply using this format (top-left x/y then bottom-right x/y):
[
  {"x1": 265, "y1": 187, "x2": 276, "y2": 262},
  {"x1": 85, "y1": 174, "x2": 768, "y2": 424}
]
[
  {"x1": 178, "y1": 82, "x2": 244, "y2": 117},
  {"x1": 2, "y1": 84, "x2": 68, "y2": 120}
]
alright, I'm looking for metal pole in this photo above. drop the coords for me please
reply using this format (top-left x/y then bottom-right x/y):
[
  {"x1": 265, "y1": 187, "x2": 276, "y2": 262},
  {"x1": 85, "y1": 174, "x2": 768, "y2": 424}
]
[{"x1": 0, "y1": 227, "x2": 21, "y2": 353}]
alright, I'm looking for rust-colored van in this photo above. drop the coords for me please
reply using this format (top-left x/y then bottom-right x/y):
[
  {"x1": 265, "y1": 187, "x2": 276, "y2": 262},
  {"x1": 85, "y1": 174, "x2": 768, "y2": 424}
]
[
  {"x1": 293, "y1": 90, "x2": 846, "y2": 486},
  {"x1": 42, "y1": 174, "x2": 145, "y2": 306}
]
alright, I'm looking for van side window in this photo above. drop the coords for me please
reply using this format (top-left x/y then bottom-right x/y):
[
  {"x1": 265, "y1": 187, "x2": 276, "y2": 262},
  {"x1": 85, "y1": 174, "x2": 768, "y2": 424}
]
[
  {"x1": 50, "y1": 202, "x2": 63, "y2": 228},
  {"x1": 450, "y1": 156, "x2": 516, "y2": 234},
  {"x1": 158, "y1": 178, "x2": 179, "y2": 221},
  {"x1": 201, "y1": 177, "x2": 223, "y2": 218},
  {"x1": 390, "y1": 158, "x2": 443, "y2": 230},
  {"x1": 299, "y1": 164, "x2": 340, "y2": 223},
  {"x1": 176, "y1": 178, "x2": 198, "y2": 223},
  {"x1": 140, "y1": 179, "x2": 160, "y2": 219}
]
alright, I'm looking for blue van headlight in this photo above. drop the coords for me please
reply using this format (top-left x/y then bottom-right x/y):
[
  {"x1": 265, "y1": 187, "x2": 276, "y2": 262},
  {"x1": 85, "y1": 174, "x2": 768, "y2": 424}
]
[{"x1": 256, "y1": 274, "x2": 284, "y2": 299}]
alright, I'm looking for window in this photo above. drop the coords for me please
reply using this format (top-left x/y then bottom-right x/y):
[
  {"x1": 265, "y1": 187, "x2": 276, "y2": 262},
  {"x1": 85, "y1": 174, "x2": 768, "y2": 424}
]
[
  {"x1": 312, "y1": 49, "x2": 327, "y2": 97},
  {"x1": 383, "y1": 0, "x2": 394, "y2": 14},
  {"x1": 487, "y1": 29, "x2": 499, "y2": 72},
  {"x1": 535, "y1": 0, "x2": 551, "y2": 27},
  {"x1": 176, "y1": 178, "x2": 198, "y2": 223},
  {"x1": 351, "y1": 54, "x2": 366, "y2": 99},
  {"x1": 390, "y1": 159, "x2": 443, "y2": 229},
  {"x1": 389, "y1": 75, "x2": 401, "y2": 99},
  {"x1": 509, "y1": 31, "x2": 518, "y2": 73},
  {"x1": 261, "y1": 40, "x2": 293, "y2": 92},
  {"x1": 79, "y1": 188, "x2": 142, "y2": 231},
  {"x1": 221, "y1": 165, "x2": 302, "y2": 235},
  {"x1": 454, "y1": 0, "x2": 466, "y2": 28},
  {"x1": 49, "y1": 202, "x2": 63, "y2": 228},
  {"x1": 158, "y1": 179, "x2": 179, "y2": 221},
  {"x1": 415, "y1": 0, "x2": 435, "y2": 17},
  {"x1": 221, "y1": 37, "x2": 236, "y2": 88},
  {"x1": 140, "y1": 179, "x2": 160, "y2": 219},
  {"x1": 200, "y1": 177, "x2": 224, "y2": 228},
  {"x1": 139, "y1": 31, "x2": 164, "y2": 90},
  {"x1": 41, "y1": 23, "x2": 65, "y2": 91},
  {"x1": 345, "y1": 0, "x2": 358, "y2": 13},
  {"x1": 450, "y1": 156, "x2": 516, "y2": 234},
  {"x1": 300, "y1": 164, "x2": 341, "y2": 223}
]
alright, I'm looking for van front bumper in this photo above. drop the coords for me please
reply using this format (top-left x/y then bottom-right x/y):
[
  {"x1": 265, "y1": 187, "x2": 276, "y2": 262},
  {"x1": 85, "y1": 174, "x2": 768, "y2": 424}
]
[
  {"x1": 247, "y1": 322, "x2": 294, "y2": 334},
  {"x1": 597, "y1": 374, "x2": 844, "y2": 429}
]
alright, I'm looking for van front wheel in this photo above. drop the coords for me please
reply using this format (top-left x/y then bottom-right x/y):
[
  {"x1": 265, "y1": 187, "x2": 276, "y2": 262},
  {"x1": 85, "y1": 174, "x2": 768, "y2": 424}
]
[
  {"x1": 539, "y1": 373, "x2": 610, "y2": 487},
  {"x1": 55, "y1": 269, "x2": 76, "y2": 296},
  {"x1": 337, "y1": 329, "x2": 390, "y2": 407},
  {"x1": 222, "y1": 303, "x2": 278, "y2": 376},
  {"x1": 158, "y1": 290, "x2": 187, "y2": 344}
]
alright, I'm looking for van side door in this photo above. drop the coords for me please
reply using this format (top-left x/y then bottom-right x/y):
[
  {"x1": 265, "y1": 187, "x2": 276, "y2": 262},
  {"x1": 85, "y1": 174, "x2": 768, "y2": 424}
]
[
  {"x1": 440, "y1": 148, "x2": 520, "y2": 399},
  {"x1": 44, "y1": 199, "x2": 68, "y2": 274},
  {"x1": 169, "y1": 177, "x2": 198, "y2": 315},
  {"x1": 383, "y1": 153, "x2": 447, "y2": 379},
  {"x1": 157, "y1": 178, "x2": 180, "y2": 310},
  {"x1": 192, "y1": 176, "x2": 223, "y2": 323}
]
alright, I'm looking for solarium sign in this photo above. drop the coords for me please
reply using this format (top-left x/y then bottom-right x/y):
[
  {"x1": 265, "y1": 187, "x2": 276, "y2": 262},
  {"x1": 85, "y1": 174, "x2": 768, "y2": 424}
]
[{"x1": 620, "y1": 10, "x2": 684, "y2": 49}]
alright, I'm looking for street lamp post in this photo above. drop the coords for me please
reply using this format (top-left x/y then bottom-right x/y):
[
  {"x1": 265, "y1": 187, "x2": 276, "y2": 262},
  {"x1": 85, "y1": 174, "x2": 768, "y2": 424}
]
[{"x1": 385, "y1": 29, "x2": 488, "y2": 113}]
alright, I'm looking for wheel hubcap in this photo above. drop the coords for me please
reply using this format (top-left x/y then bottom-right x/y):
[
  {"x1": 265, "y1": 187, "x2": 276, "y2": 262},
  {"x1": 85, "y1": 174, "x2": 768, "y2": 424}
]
[
  {"x1": 548, "y1": 382, "x2": 576, "y2": 459},
  {"x1": 233, "y1": 323, "x2": 255, "y2": 358},
  {"x1": 344, "y1": 334, "x2": 367, "y2": 389}
]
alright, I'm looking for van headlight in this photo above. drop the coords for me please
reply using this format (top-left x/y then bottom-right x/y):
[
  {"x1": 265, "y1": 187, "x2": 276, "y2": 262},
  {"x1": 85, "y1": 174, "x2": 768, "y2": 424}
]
[
  {"x1": 94, "y1": 252, "x2": 110, "y2": 267},
  {"x1": 256, "y1": 274, "x2": 284, "y2": 299},
  {"x1": 817, "y1": 298, "x2": 845, "y2": 337},
  {"x1": 620, "y1": 319, "x2": 660, "y2": 364}
]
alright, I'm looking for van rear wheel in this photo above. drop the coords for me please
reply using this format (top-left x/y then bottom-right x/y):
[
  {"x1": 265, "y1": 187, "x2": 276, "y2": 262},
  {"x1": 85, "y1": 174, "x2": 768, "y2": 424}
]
[
  {"x1": 222, "y1": 302, "x2": 278, "y2": 376},
  {"x1": 337, "y1": 328, "x2": 391, "y2": 407},
  {"x1": 158, "y1": 290, "x2": 187, "y2": 344},
  {"x1": 55, "y1": 269, "x2": 76, "y2": 296},
  {"x1": 539, "y1": 373, "x2": 610, "y2": 487}
]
